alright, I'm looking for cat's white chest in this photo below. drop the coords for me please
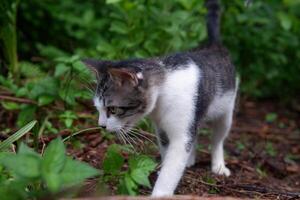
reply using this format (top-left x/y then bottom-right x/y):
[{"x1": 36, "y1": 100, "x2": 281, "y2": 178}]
[{"x1": 151, "y1": 62, "x2": 200, "y2": 134}]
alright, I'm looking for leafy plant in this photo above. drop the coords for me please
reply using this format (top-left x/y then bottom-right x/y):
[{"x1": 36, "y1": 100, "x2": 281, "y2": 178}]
[
  {"x1": 59, "y1": 110, "x2": 78, "y2": 129},
  {"x1": 0, "y1": 137, "x2": 100, "y2": 199},
  {"x1": 0, "y1": 55, "x2": 92, "y2": 127},
  {"x1": 0, "y1": 0, "x2": 19, "y2": 80},
  {"x1": 102, "y1": 144, "x2": 157, "y2": 195}
]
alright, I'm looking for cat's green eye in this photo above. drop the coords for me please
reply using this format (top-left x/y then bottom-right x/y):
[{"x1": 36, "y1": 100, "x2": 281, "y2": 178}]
[{"x1": 108, "y1": 106, "x2": 124, "y2": 115}]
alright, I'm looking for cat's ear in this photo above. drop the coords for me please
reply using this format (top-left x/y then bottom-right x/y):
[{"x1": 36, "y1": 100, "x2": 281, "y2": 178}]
[
  {"x1": 108, "y1": 68, "x2": 142, "y2": 86},
  {"x1": 81, "y1": 59, "x2": 102, "y2": 75}
]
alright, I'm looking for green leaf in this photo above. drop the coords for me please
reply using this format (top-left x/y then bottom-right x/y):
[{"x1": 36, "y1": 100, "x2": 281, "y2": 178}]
[
  {"x1": 18, "y1": 143, "x2": 40, "y2": 158},
  {"x1": 130, "y1": 168, "x2": 151, "y2": 188},
  {"x1": 128, "y1": 155, "x2": 157, "y2": 173},
  {"x1": 54, "y1": 63, "x2": 69, "y2": 77},
  {"x1": 72, "y1": 61, "x2": 86, "y2": 72},
  {"x1": 19, "y1": 61, "x2": 45, "y2": 78},
  {"x1": 65, "y1": 118, "x2": 73, "y2": 128},
  {"x1": 60, "y1": 158, "x2": 100, "y2": 186},
  {"x1": 44, "y1": 172, "x2": 62, "y2": 192},
  {"x1": 109, "y1": 21, "x2": 129, "y2": 34},
  {"x1": 124, "y1": 173, "x2": 137, "y2": 195},
  {"x1": 128, "y1": 155, "x2": 156, "y2": 189},
  {"x1": 30, "y1": 77, "x2": 59, "y2": 100},
  {"x1": 1, "y1": 102, "x2": 20, "y2": 110},
  {"x1": 103, "y1": 145, "x2": 124, "y2": 175},
  {"x1": 277, "y1": 12, "x2": 292, "y2": 31},
  {"x1": 17, "y1": 105, "x2": 37, "y2": 127},
  {"x1": 42, "y1": 138, "x2": 66, "y2": 174},
  {"x1": 38, "y1": 95, "x2": 55, "y2": 106},
  {"x1": 0, "y1": 120, "x2": 37, "y2": 151},
  {"x1": 15, "y1": 87, "x2": 28, "y2": 97},
  {"x1": 117, "y1": 179, "x2": 128, "y2": 194},
  {"x1": 0, "y1": 154, "x2": 41, "y2": 178},
  {"x1": 265, "y1": 113, "x2": 277, "y2": 123},
  {"x1": 106, "y1": 0, "x2": 122, "y2": 4},
  {"x1": 59, "y1": 88, "x2": 76, "y2": 106}
]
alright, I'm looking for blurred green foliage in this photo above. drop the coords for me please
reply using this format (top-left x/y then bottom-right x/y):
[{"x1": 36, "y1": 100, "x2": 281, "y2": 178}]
[
  {"x1": 102, "y1": 144, "x2": 157, "y2": 195},
  {"x1": 0, "y1": 1, "x2": 299, "y2": 197},
  {"x1": 222, "y1": 0, "x2": 300, "y2": 98},
  {"x1": 0, "y1": 0, "x2": 300, "y2": 123},
  {"x1": 0, "y1": 136, "x2": 100, "y2": 199},
  {"x1": 0, "y1": 0, "x2": 19, "y2": 80},
  {"x1": 15, "y1": 0, "x2": 300, "y2": 100}
]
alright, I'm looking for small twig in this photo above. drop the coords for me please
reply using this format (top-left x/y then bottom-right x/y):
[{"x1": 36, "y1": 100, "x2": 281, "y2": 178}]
[
  {"x1": 41, "y1": 141, "x2": 46, "y2": 155},
  {"x1": 0, "y1": 95, "x2": 37, "y2": 104},
  {"x1": 184, "y1": 171, "x2": 300, "y2": 198},
  {"x1": 230, "y1": 184, "x2": 300, "y2": 198}
]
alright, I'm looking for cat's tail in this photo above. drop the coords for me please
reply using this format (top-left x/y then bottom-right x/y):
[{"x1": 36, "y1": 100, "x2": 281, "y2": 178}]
[{"x1": 205, "y1": 0, "x2": 221, "y2": 45}]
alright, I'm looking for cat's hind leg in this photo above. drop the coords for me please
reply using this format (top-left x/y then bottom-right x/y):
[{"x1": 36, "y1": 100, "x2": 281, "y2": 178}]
[{"x1": 210, "y1": 105, "x2": 234, "y2": 177}]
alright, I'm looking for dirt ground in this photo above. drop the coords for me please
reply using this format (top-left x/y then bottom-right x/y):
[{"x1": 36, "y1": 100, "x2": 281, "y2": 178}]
[
  {"x1": 1, "y1": 98, "x2": 300, "y2": 199},
  {"x1": 63, "y1": 98, "x2": 300, "y2": 199}
]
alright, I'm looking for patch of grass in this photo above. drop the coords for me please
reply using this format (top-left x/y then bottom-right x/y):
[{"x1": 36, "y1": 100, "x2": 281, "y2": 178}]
[
  {"x1": 235, "y1": 141, "x2": 246, "y2": 151},
  {"x1": 265, "y1": 113, "x2": 278, "y2": 123},
  {"x1": 265, "y1": 142, "x2": 277, "y2": 157},
  {"x1": 255, "y1": 165, "x2": 268, "y2": 178}
]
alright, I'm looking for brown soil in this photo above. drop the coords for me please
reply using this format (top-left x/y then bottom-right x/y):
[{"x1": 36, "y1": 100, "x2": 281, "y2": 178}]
[{"x1": 1, "y1": 98, "x2": 300, "y2": 199}]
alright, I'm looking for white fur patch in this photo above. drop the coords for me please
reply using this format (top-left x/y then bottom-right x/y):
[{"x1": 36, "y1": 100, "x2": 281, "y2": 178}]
[
  {"x1": 93, "y1": 97, "x2": 101, "y2": 109},
  {"x1": 93, "y1": 97, "x2": 107, "y2": 128},
  {"x1": 150, "y1": 62, "x2": 200, "y2": 196},
  {"x1": 206, "y1": 90, "x2": 236, "y2": 121},
  {"x1": 152, "y1": 62, "x2": 200, "y2": 134}
]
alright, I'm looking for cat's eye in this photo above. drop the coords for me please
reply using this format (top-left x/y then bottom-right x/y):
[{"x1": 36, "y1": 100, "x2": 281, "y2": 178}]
[{"x1": 107, "y1": 106, "x2": 124, "y2": 115}]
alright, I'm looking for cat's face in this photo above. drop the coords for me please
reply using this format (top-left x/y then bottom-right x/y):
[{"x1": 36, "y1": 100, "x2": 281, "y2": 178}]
[{"x1": 83, "y1": 59, "x2": 157, "y2": 133}]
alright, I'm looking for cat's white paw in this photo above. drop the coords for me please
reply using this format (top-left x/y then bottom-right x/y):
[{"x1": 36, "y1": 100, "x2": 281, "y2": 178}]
[{"x1": 212, "y1": 164, "x2": 231, "y2": 176}]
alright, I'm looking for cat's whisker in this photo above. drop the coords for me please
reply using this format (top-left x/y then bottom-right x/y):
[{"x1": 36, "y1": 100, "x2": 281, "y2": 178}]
[
  {"x1": 126, "y1": 132, "x2": 146, "y2": 152},
  {"x1": 130, "y1": 127, "x2": 157, "y2": 138},
  {"x1": 117, "y1": 132, "x2": 126, "y2": 145},
  {"x1": 128, "y1": 129, "x2": 154, "y2": 142},
  {"x1": 127, "y1": 129, "x2": 157, "y2": 147},
  {"x1": 120, "y1": 129, "x2": 136, "y2": 152},
  {"x1": 126, "y1": 132, "x2": 144, "y2": 145},
  {"x1": 125, "y1": 132, "x2": 139, "y2": 145},
  {"x1": 78, "y1": 79, "x2": 96, "y2": 94},
  {"x1": 127, "y1": 127, "x2": 155, "y2": 140},
  {"x1": 77, "y1": 75, "x2": 96, "y2": 91}
]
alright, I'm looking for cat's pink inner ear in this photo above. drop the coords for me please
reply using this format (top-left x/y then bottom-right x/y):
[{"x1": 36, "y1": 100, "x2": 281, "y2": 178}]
[{"x1": 108, "y1": 68, "x2": 138, "y2": 86}]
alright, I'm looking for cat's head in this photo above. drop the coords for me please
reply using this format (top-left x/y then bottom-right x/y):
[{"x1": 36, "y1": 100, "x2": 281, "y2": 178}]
[{"x1": 83, "y1": 58, "x2": 162, "y2": 133}]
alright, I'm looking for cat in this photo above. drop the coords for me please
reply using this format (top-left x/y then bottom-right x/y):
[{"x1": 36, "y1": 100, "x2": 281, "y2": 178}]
[{"x1": 83, "y1": 0, "x2": 238, "y2": 197}]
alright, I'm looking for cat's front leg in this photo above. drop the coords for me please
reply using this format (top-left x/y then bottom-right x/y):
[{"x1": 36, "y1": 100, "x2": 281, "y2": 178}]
[
  {"x1": 155, "y1": 127, "x2": 169, "y2": 161},
  {"x1": 151, "y1": 132, "x2": 193, "y2": 197}
]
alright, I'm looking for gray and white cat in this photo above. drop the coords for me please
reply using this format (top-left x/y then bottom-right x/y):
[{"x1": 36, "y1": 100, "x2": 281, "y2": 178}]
[{"x1": 83, "y1": 0, "x2": 237, "y2": 196}]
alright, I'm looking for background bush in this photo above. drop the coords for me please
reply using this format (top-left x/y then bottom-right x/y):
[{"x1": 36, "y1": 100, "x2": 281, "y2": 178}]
[{"x1": 1, "y1": 0, "x2": 300, "y2": 100}]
